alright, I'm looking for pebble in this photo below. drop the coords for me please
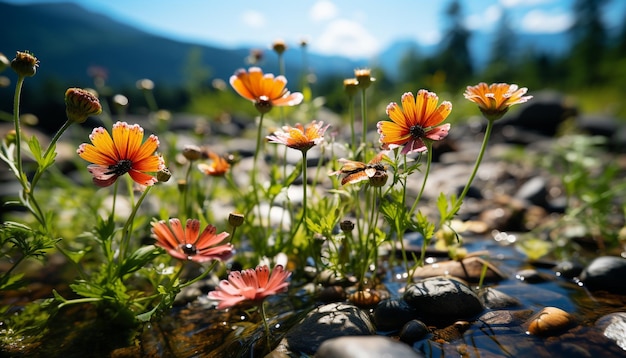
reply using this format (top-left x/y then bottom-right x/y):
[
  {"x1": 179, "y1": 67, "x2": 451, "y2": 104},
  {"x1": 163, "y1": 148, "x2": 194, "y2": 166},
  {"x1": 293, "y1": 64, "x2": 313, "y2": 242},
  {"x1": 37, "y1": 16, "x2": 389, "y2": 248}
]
[
  {"x1": 579, "y1": 256, "x2": 626, "y2": 294},
  {"x1": 316, "y1": 336, "x2": 424, "y2": 358},
  {"x1": 525, "y1": 306, "x2": 575, "y2": 336}
]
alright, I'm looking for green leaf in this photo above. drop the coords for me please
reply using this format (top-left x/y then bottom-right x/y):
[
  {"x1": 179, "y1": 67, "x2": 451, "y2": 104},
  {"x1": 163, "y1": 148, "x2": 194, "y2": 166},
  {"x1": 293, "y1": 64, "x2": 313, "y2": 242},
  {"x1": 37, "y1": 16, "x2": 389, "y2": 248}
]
[
  {"x1": 27, "y1": 135, "x2": 43, "y2": 163},
  {"x1": 118, "y1": 245, "x2": 161, "y2": 276},
  {"x1": 0, "y1": 272, "x2": 25, "y2": 291},
  {"x1": 516, "y1": 237, "x2": 553, "y2": 261}
]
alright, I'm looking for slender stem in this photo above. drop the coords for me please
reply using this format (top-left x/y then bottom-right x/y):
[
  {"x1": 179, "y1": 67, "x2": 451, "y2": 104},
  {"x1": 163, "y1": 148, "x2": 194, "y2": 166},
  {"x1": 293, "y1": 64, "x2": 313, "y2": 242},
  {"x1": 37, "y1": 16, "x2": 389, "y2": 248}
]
[
  {"x1": 360, "y1": 88, "x2": 368, "y2": 161},
  {"x1": 301, "y1": 151, "x2": 308, "y2": 231},
  {"x1": 348, "y1": 96, "x2": 356, "y2": 156},
  {"x1": 119, "y1": 185, "x2": 152, "y2": 262},
  {"x1": 410, "y1": 142, "x2": 432, "y2": 216},
  {"x1": 448, "y1": 119, "x2": 494, "y2": 221},
  {"x1": 12, "y1": 76, "x2": 25, "y2": 183},
  {"x1": 31, "y1": 119, "x2": 73, "y2": 189},
  {"x1": 252, "y1": 113, "x2": 265, "y2": 225},
  {"x1": 179, "y1": 260, "x2": 218, "y2": 288},
  {"x1": 260, "y1": 300, "x2": 272, "y2": 353}
]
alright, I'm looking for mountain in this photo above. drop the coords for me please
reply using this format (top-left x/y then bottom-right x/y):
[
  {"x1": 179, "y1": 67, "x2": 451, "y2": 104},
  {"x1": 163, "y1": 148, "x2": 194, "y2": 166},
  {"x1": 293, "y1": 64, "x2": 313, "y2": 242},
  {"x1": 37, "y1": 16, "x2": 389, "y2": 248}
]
[{"x1": 0, "y1": 1, "x2": 366, "y2": 88}]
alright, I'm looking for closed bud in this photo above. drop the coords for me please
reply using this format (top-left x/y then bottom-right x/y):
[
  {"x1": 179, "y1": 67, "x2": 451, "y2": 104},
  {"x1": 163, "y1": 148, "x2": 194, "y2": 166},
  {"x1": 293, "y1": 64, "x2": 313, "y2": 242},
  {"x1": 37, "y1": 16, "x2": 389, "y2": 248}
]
[
  {"x1": 182, "y1": 145, "x2": 202, "y2": 161},
  {"x1": 272, "y1": 39, "x2": 287, "y2": 55},
  {"x1": 65, "y1": 87, "x2": 102, "y2": 123},
  {"x1": 340, "y1": 220, "x2": 355, "y2": 233},
  {"x1": 368, "y1": 170, "x2": 388, "y2": 187},
  {"x1": 354, "y1": 68, "x2": 375, "y2": 89},
  {"x1": 156, "y1": 167, "x2": 172, "y2": 183},
  {"x1": 343, "y1": 78, "x2": 359, "y2": 98},
  {"x1": 228, "y1": 213, "x2": 245, "y2": 228},
  {"x1": 11, "y1": 51, "x2": 38, "y2": 77}
]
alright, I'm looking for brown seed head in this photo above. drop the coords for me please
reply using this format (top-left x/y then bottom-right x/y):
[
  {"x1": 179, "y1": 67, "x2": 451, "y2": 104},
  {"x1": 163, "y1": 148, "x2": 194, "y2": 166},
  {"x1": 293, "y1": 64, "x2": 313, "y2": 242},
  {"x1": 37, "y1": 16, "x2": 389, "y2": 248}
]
[
  {"x1": 11, "y1": 51, "x2": 39, "y2": 77},
  {"x1": 65, "y1": 87, "x2": 102, "y2": 123}
]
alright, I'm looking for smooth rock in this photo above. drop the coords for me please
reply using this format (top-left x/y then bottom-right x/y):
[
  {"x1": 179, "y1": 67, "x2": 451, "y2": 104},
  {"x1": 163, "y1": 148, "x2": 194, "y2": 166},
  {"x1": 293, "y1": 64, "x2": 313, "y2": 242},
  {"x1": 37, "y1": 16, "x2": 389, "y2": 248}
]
[
  {"x1": 525, "y1": 306, "x2": 575, "y2": 336},
  {"x1": 478, "y1": 287, "x2": 522, "y2": 309},
  {"x1": 595, "y1": 312, "x2": 626, "y2": 350},
  {"x1": 399, "y1": 319, "x2": 430, "y2": 344},
  {"x1": 410, "y1": 256, "x2": 506, "y2": 284},
  {"x1": 315, "y1": 336, "x2": 423, "y2": 358},
  {"x1": 373, "y1": 298, "x2": 420, "y2": 332},
  {"x1": 278, "y1": 303, "x2": 375, "y2": 356},
  {"x1": 403, "y1": 277, "x2": 484, "y2": 325},
  {"x1": 579, "y1": 256, "x2": 626, "y2": 294}
]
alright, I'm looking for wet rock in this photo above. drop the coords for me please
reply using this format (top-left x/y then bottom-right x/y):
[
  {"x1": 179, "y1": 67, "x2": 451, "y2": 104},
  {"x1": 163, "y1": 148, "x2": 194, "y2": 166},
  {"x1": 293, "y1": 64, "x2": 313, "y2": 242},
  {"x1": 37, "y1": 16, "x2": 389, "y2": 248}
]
[
  {"x1": 316, "y1": 285, "x2": 346, "y2": 303},
  {"x1": 432, "y1": 321, "x2": 470, "y2": 342},
  {"x1": 595, "y1": 312, "x2": 626, "y2": 350},
  {"x1": 277, "y1": 303, "x2": 375, "y2": 356},
  {"x1": 515, "y1": 268, "x2": 550, "y2": 283},
  {"x1": 525, "y1": 306, "x2": 575, "y2": 336},
  {"x1": 554, "y1": 260, "x2": 584, "y2": 279},
  {"x1": 410, "y1": 256, "x2": 506, "y2": 284},
  {"x1": 373, "y1": 298, "x2": 420, "y2": 332},
  {"x1": 515, "y1": 176, "x2": 549, "y2": 208},
  {"x1": 478, "y1": 309, "x2": 533, "y2": 326},
  {"x1": 316, "y1": 336, "x2": 423, "y2": 358},
  {"x1": 399, "y1": 319, "x2": 431, "y2": 344},
  {"x1": 403, "y1": 277, "x2": 484, "y2": 325},
  {"x1": 478, "y1": 287, "x2": 522, "y2": 309},
  {"x1": 579, "y1": 256, "x2": 626, "y2": 294},
  {"x1": 348, "y1": 290, "x2": 381, "y2": 308}
]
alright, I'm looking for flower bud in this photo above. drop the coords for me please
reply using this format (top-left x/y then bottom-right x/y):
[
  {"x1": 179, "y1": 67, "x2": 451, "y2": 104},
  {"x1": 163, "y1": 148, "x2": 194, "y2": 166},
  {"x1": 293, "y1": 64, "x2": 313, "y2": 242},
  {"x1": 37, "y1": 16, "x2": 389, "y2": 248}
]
[
  {"x1": 343, "y1": 78, "x2": 359, "y2": 98},
  {"x1": 340, "y1": 220, "x2": 355, "y2": 233},
  {"x1": 156, "y1": 167, "x2": 172, "y2": 183},
  {"x1": 272, "y1": 39, "x2": 287, "y2": 55},
  {"x1": 228, "y1": 213, "x2": 245, "y2": 228},
  {"x1": 11, "y1": 51, "x2": 38, "y2": 77},
  {"x1": 136, "y1": 78, "x2": 154, "y2": 91},
  {"x1": 354, "y1": 68, "x2": 375, "y2": 89},
  {"x1": 65, "y1": 87, "x2": 102, "y2": 123},
  {"x1": 182, "y1": 145, "x2": 203, "y2": 161},
  {"x1": 368, "y1": 170, "x2": 388, "y2": 187}
]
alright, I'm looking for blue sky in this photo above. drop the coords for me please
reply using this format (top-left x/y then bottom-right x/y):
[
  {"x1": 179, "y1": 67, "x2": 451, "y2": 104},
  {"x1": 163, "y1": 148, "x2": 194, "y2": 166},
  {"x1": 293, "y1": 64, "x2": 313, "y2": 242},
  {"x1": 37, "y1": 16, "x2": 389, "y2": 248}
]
[{"x1": 6, "y1": 0, "x2": 626, "y2": 59}]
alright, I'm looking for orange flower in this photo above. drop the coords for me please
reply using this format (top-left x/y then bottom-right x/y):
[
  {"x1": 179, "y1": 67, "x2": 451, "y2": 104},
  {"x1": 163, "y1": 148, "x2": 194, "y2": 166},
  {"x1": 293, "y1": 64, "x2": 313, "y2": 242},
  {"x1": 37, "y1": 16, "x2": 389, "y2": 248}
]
[
  {"x1": 377, "y1": 90, "x2": 451, "y2": 155},
  {"x1": 208, "y1": 265, "x2": 291, "y2": 309},
  {"x1": 77, "y1": 121, "x2": 164, "y2": 187},
  {"x1": 230, "y1": 67, "x2": 303, "y2": 114},
  {"x1": 198, "y1": 151, "x2": 231, "y2": 177},
  {"x1": 151, "y1": 218, "x2": 233, "y2": 263},
  {"x1": 464, "y1": 82, "x2": 532, "y2": 121},
  {"x1": 266, "y1": 120, "x2": 329, "y2": 152}
]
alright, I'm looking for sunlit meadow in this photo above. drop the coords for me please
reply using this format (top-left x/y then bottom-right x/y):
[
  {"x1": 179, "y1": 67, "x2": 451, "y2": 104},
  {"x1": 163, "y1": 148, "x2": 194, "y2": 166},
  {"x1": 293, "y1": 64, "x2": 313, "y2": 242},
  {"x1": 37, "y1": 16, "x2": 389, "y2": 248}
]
[{"x1": 0, "y1": 43, "x2": 624, "y2": 357}]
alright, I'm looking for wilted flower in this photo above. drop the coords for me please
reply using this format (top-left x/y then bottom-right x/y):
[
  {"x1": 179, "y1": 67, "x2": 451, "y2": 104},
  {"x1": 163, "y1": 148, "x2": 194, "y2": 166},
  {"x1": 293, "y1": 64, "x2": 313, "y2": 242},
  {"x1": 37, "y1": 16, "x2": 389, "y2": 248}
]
[
  {"x1": 377, "y1": 90, "x2": 451, "y2": 155},
  {"x1": 151, "y1": 218, "x2": 233, "y2": 263},
  {"x1": 77, "y1": 121, "x2": 165, "y2": 187},
  {"x1": 266, "y1": 120, "x2": 329, "y2": 153},
  {"x1": 464, "y1": 82, "x2": 532, "y2": 121},
  {"x1": 230, "y1": 67, "x2": 303, "y2": 114},
  {"x1": 11, "y1": 51, "x2": 38, "y2": 77},
  {"x1": 65, "y1": 88, "x2": 102, "y2": 123},
  {"x1": 198, "y1": 151, "x2": 231, "y2": 177},
  {"x1": 331, "y1": 152, "x2": 388, "y2": 186},
  {"x1": 208, "y1": 265, "x2": 291, "y2": 309}
]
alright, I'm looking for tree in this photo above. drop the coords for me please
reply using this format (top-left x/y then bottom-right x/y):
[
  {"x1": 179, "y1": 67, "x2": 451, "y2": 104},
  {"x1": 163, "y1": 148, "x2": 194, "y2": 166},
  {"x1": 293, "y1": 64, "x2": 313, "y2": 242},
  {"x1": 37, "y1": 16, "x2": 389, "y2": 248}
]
[
  {"x1": 436, "y1": 0, "x2": 473, "y2": 89},
  {"x1": 568, "y1": 0, "x2": 609, "y2": 85}
]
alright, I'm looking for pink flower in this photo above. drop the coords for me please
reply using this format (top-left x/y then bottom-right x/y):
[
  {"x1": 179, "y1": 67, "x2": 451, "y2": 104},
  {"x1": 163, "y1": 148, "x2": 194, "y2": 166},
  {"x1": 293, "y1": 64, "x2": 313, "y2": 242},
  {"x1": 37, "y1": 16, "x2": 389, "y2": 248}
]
[
  {"x1": 266, "y1": 120, "x2": 330, "y2": 153},
  {"x1": 151, "y1": 218, "x2": 233, "y2": 263},
  {"x1": 208, "y1": 265, "x2": 291, "y2": 309}
]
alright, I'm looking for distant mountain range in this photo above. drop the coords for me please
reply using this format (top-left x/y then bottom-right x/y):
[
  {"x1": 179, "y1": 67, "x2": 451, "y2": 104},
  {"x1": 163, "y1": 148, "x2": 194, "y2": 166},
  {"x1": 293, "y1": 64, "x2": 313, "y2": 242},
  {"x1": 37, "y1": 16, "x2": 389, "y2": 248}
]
[{"x1": 0, "y1": 1, "x2": 573, "y2": 88}]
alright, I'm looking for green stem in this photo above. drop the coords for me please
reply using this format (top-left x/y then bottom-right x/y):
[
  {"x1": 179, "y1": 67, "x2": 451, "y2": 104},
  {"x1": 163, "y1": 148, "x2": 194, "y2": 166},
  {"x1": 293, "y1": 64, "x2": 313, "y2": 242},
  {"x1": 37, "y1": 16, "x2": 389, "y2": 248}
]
[
  {"x1": 448, "y1": 119, "x2": 494, "y2": 222},
  {"x1": 252, "y1": 113, "x2": 265, "y2": 225},
  {"x1": 179, "y1": 260, "x2": 218, "y2": 288},
  {"x1": 119, "y1": 185, "x2": 152, "y2": 262},
  {"x1": 260, "y1": 300, "x2": 272, "y2": 353},
  {"x1": 12, "y1": 76, "x2": 25, "y2": 183},
  {"x1": 348, "y1": 96, "x2": 356, "y2": 156},
  {"x1": 360, "y1": 88, "x2": 368, "y2": 161},
  {"x1": 410, "y1": 143, "x2": 432, "y2": 216},
  {"x1": 31, "y1": 119, "x2": 73, "y2": 189}
]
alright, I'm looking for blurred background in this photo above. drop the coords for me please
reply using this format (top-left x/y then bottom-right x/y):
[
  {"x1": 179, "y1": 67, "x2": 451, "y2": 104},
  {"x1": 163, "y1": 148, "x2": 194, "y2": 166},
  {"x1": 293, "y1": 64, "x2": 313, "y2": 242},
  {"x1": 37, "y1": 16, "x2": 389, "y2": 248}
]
[{"x1": 1, "y1": 0, "x2": 625, "y2": 133}]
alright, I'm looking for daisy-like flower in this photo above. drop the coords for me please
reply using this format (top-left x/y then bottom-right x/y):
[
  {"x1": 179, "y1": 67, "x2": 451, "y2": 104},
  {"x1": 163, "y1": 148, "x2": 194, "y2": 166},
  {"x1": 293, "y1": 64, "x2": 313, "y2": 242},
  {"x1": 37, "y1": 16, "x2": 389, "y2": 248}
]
[
  {"x1": 378, "y1": 90, "x2": 452, "y2": 155},
  {"x1": 151, "y1": 218, "x2": 233, "y2": 263},
  {"x1": 230, "y1": 67, "x2": 303, "y2": 114},
  {"x1": 208, "y1": 265, "x2": 291, "y2": 309},
  {"x1": 77, "y1": 121, "x2": 165, "y2": 187},
  {"x1": 464, "y1": 82, "x2": 532, "y2": 121},
  {"x1": 198, "y1": 151, "x2": 231, "y2": 177},
  {"x1": 266, "y1": 120, "x2": 330, "y2": 153}
]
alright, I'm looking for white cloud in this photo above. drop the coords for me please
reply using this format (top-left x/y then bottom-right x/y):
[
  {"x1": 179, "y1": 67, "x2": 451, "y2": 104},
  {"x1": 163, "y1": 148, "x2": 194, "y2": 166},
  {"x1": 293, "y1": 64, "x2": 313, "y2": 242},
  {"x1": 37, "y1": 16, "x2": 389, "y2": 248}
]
[
  {"x1": 521, "y1": 9, "x2": 573, "y2": 33},
  {"x1": 414, "y1": 29, "x2": 442, "y2": 46},
  {"x1": 241, "y1": 10, "x2": 265, "y2": 28},
  {"x1": 312, "y1": 19, "x2": 379, "y2": 58},
  {"x1": 310, "y1": 0, "x2": 338, "y2": 22},
  {"x1": 499, "y1": 0, "x2": 555, "y2": 8},
  {"x1": 466, "y1": 5, "x2": 502, "y2": 31}
]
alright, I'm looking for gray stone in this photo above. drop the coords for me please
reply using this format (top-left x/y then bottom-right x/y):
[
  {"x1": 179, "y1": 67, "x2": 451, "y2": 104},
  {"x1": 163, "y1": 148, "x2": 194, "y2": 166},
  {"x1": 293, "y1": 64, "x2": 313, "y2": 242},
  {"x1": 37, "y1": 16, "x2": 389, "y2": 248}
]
[
  {"x1": 579, "y1": 256, "x2": 626, "y2": 294},
  {"x1": 595, "y1": 312, "x2": 626, "y2": 351},
  {"x1": 316, "y1": 335, "x2": 423, "y2": 358}
]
